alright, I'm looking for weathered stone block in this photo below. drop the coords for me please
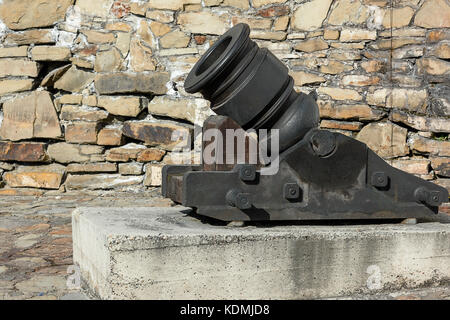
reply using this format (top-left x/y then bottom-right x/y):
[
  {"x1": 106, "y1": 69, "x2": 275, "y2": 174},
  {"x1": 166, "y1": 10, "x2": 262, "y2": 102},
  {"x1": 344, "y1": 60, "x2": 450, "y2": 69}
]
[
  {"x1": 47, "y1": 143, "x2": 104, "y2": 164},
  {"x1": 158, "y1": 48, "x2": 199, "y2": 57},
  {"x1": 146, "y1": 10, "x2": 174, "y2": 23},
  {"x1": 273, "y1": 16, "x2": 290, "y2": 31},
  {"x1": 0, "y1": 91, "x2": 61, "y2": 141},
  {"x1": 65, "y1": 174, "x2": 143, "y2": 190},
  {"x1": 0, "y1": 46, "x2": 29, "y2": 58},
  {"x1": 341, "y1": 75, "x2": 380, "y2": 86},
  {"x1": 429, "y1": 85, "x2": 450, "y2": 117},
  {"x1": 328, "y1": 0, "x2": 368, "y2": 25},
  {"x1": 340, "y1": 29, "x2": 377, "y2": 42},
  {"x1": 31, "y1": 46, "x2": 71, "y2": 61},
  {"x1": 320, "y1": 120, "x2": 363, "y2": 131},
  {"x1": 431, "y1": 157, "x2": 450, "y2": 177},
  {"x1": 122, "y1": 121, "x2": 193, "y2": 151},
  {"x1": 292, "y1": 0, "x2": 332, "y2": 31},
  {"x1": 414, "y1": 0, "x2": 450, "y2": 28},
  {"x1": 323, "y1": 29, "x2": 340, "y2": 40},
  {"x1": 320, "y1": 60, "x2": 353, "y2": 74},
  {"x1": 318, "y1": 87, "x2": 362, "y2": 101},
  {"x1": 431, "y1": 42, "x2": 450, "y2": 60},
  {"x1": 105, "y1": 143, "x2": 147, "y2": 162},
  {"x1": 367, "y1": 88, "x2": 427, "y2": 113},
  {"x1": 60, "y1": 106, "x2": 109, "y2": 122},
  {"x1": 144, "y1": 164, "x2": 163, "y2": 186},
  {"x1": 148, "y1": 97, "x2": 212, "y2": 125},
  {"x1": 76, "y1": 0, "x2": 114, "y2": 17},
  {"x1": 318, "y1": 101, "x2": 385, "y2": 121},
  {"x1": 0, "y1": 142, "x2": 47, "y2": 162},
  {"x1": 65, "y1": 122, "x2": 100, "y2": 144},
  {"x1": 41, "y1": 65, "x2": 72, "y2": 88},
  {"x1": 160, "y1": 31, "x2": 191, "y2": 49},
  {"x1": 382, "y1": 7, "x2": 414, "y2": 28},
  {"x1": 371, "y1": 38, "x2": 423, "y2": 50},
  {"x1": 3, "y1": 164, "x2": 65, "y2": 190},
  {"x1": 232, "y1": 17, "x2": 272, "y2": 30},
  {"x1": 82, "y1": 31, "x2": 116, "y2": 44},
  {"x1": 54, "y1": 66, "x2": 95, "y2": 93},
  {"x1": 290, "y1": 71, "x2": 326, "y2": 86},
  {"x1": 294, "y1": 38, "x2": 328, "y2": 52},
  {"x1": 329, "y1": 50, "x2": 361, "y2": 61},
  {"x1": 361, "y1": 60, "x2": 384, "y2": 73},
  {"x1": 417, "y1": 57, "x2": 450, "y2": 76},
  {"x1": 4, "y1": 29, "x2": 54, "y2": 45},
  {"x1": 137, "y1": 148, "x2": 166, "y2": 162},
  {"x1": 97, "y1": 96, "x2": 148, "y2": 117},
  {"x1": 82, "y1": 95, "x2": 98, "y2": 107},
  {"x1": 148, "y1": 21, "x2": 170, "y2": 38},
  {"x1": 55, "y1": 95, "x2": 83, "y2": 106},
  {"x1": 67, "y1": 163, "x2": 117, "y2": 174},
  {"x1": 0, "y1": 0, "x2": 73, "y2": 30},
  {"x1": 0, "y1": 59, "x2": 40, "y2": 77},
  {"x1": 129, "y1": 2, "x2": 148, "y2": 16},
  {"x1": 130, "y1": 38, "x2": 156, "y2": 72},
  {"x1": 408, "y1": 134, "x2": 450, "y2": 157},
  {"x1": 389, "y1": 159, "x2": 430, "y2": 176},
  {"x1": 94, "y1": 47, "x2": 124, "y2": 72},
  {"x1": 119, "y1": 163, "x2": 144, "y2": 175},
  {"x1": 115, "y1": 32, "x2": 131, "y2": 56},
  {"x1": 0, "y1": 79, "x2": 34, "y2": 96},
  {"x1": 178, "y1": 12, "x2": 227, "y2": 35},
  {"x1": 390, "y1": 111, "x2": 450, "y2": 133},
  {"x1": 97, "y1": 127, "x2": 124, "y2": 146},
  {"x1": 356, "y1": 122, "x2": 409, "y2": 159},
  {"x1": 94, "y1": 73, "x2": 169, "y2": 95},
  {"x1": 148, "y1": 0, "x2": 201, "y2": 10},
  {"x1": 250, "y1": 31, "x2": 287, "y2": 41}
]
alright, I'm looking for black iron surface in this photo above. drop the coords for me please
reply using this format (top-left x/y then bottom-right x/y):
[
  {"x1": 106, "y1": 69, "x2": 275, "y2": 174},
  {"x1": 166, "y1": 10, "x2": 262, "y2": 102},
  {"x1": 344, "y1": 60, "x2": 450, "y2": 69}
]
[{"x1": 163, "y1": 23, "x2": 449, "y2": 222}]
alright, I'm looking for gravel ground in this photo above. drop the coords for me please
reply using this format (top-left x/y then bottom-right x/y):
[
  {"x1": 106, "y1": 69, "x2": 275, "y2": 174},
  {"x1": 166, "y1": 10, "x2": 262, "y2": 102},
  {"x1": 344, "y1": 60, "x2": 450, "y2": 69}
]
[{"x1": 0, "y1": 191, "x2": 448, "y2": 300}]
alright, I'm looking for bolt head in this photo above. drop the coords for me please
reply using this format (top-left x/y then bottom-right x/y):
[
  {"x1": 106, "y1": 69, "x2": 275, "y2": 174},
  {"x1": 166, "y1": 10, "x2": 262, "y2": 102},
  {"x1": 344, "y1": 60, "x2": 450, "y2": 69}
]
[
  {"x1": 239, "y1": 165, "x2": 256, "y2": 182},
  {"x1": 428, "y1": 191, "x2": 442, "y2": 206},
  {"x1": 284, "y1": 183, "x2": 300, "y2": 200},
  {"x1": 236, "y1": 193, "x2": 252, "y2": 210},
  {"x1": 371, "y1": 172, "x2": 388, "y2": 188}
]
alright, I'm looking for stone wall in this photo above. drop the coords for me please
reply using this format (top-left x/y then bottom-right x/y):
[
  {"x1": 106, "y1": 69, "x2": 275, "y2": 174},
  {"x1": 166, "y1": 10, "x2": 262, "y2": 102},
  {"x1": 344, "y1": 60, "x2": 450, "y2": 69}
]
[{"x1": 0, "y1": 0, "x2": 448, "y2": 195}]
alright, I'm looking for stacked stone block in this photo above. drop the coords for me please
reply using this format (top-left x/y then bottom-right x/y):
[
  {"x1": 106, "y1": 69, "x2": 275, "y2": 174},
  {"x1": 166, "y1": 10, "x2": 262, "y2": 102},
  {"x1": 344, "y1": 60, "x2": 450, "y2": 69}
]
[{"x1": 0, "y1": 0, "x2": 448, "y2": 195}]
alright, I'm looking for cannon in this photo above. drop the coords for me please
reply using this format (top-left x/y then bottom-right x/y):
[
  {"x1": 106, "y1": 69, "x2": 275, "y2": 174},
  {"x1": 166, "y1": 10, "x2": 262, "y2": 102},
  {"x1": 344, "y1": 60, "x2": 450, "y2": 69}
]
[{"x1": 162, "y1": 23, "x2": 448, "y2": 222}]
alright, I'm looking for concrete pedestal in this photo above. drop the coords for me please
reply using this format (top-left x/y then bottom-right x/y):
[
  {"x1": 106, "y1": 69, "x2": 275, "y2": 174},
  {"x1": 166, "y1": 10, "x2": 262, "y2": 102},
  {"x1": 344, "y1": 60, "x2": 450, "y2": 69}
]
[{"x1": 72, "y1": 207, "x2": 450, "y2": 299}]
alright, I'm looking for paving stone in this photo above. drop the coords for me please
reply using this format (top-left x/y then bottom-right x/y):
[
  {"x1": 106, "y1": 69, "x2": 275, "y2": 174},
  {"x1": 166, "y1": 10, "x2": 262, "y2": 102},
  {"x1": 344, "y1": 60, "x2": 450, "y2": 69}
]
[
  {"x1": 15, "y1": 234, "x2": 42, "y2": 249},
  {"x1": 15, "y1": 275, "x2": 67, "y2": 294}
]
